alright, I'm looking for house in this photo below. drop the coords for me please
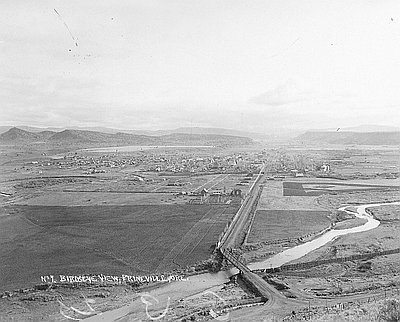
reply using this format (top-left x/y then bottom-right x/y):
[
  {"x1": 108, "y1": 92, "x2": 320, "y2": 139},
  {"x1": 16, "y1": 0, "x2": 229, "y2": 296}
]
[
  {"x1": 231, "y1": 189, "x2": 242, "y2": 197},
  {"x1": 322, "y1": 164, "x2": 330, "y2": 172},
  {"x1": 199, "y1": 188, "x2": 208, "y2": 196}
]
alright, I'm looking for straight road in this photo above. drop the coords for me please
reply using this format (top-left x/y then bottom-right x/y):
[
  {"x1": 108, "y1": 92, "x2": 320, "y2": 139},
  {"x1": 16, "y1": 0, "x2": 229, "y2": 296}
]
[
  {"x1": 217, "y1": 164, "x2": 288, "y2": 302},
  {"x1": 218, "y1": 165, "x2": 265, "y2": 248},
  {"x1": 217, "y1": 164, "x2": 311, "y2": 306}
]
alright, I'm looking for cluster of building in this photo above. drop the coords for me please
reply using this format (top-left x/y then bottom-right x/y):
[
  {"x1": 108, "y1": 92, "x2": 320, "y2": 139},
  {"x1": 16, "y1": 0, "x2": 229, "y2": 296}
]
[
  {"x1": 147, "y1": 153, "x2": 264, "y2": 174},
  {"x1": 29, "y1": 151, "x2": 265, "y2": 175},
  {"x1": 22, "y1": 149, "x2": 338, "y2": 181}
]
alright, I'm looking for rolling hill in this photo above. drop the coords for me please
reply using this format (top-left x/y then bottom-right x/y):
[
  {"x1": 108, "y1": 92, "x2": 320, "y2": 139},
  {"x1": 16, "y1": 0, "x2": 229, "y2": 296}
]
[
  {"x1": 0, "y1": 127, "x2": 42, "y2": 142},
  {"x1": 0, "y1": 125, "x2": 265, "y2": 139},
  {"x1": 0, "y1": 127, "x2": 253, "y2": 147}
]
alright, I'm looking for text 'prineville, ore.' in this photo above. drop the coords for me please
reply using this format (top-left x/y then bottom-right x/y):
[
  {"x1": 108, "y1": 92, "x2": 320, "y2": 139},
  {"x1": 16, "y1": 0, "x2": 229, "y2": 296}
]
[{"x1": 40, "y1": 274, "x2": 188, "y2": 285}]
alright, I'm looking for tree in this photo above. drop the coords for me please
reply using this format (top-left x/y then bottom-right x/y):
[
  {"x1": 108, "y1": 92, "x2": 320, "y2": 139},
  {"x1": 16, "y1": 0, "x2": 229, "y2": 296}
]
[{"x1": 378, "y1": 298, "x2": 400, "y2": 322}]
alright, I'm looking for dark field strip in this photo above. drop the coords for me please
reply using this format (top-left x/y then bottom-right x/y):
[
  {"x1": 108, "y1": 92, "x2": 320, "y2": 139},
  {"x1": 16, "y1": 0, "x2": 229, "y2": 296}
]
[
  {"x1": 283, "y1": 188, "x2": 395, "y2": 197},
  {"x1": 0, "y1": 204, "x2": 230, "y2": 292},
  {"x1": 288, "y1": 181, "x2": 396, "y2": 188},
  {"x1": 283, "y1": 188, "x2": 324, "y2": 196},
  {"x1": 247, "y1": 210, "x2": 331, "y2": 244},
  {"x1": 283, "y1": 181, "x2": 396, "y2": 197}
]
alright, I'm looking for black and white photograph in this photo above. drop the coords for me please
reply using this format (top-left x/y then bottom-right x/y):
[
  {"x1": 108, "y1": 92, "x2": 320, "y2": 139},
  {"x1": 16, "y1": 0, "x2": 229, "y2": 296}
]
[{"x1": 0, "y1": 1, "x2": 399, "y2": 321}]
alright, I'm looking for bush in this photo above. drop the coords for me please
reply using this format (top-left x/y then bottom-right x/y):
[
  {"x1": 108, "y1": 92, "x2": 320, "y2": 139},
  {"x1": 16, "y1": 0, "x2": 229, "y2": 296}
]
[{"x1": 378, "y1": 298, "x2": 400, "y2": 321}]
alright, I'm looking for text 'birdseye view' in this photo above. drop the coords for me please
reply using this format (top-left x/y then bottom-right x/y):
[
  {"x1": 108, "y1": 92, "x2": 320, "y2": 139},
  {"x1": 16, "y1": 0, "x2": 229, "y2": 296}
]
[{"x1": 1, "y1": 1, "x2": 400, "y2": 321}]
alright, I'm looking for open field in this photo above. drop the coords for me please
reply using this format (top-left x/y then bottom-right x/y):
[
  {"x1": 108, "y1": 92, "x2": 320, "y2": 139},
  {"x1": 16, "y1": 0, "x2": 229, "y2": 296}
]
[
  {"x1": 0, "y1": 144, "x2": 260, "y2": 295},
  {"x1": 279, "y1": 252, "x2": 400, "y2": 298},
  {"x1": 257, "y1": 180, "x2": 326, "y2": 211},
  {"x1": 265, "y1": 193, "x2": 400, "y2": 306},
  {"x1": 317, "y1": 189, "x2": 400, "y2": 211},
  {"x1": 1, "y1": 143, "x2": 399, "y2": 321},
  {"x1": 332, "y1": 150, "x2": 400, "y2": 177},
  {"x1": 0, "y1": 204, "x2": 236, "y2": 292},
  {"x1": 371, "y1": 204, "x2": 400, "y2": 222},
  {"x1": 244, "y1": 150, "x2": 400, "y2": 311},
  {"x1": 16, "y1": 191, "x2": 193, "y2": 206},
  {"x1": 247, "y1": 187, "x2": 400, "y2": 268},
  {"x1": 283, "y1": 180, "x2": 397, "y2": 196},
  {"x1": 247, "y1": 210, "x2": 331, "y2": 244},
  {"x1": 288, "y1": 211, "x2": 400, "y2": 264},
  {"x1": 282, "y1": 147, "x2": 400, "y2": 178}
]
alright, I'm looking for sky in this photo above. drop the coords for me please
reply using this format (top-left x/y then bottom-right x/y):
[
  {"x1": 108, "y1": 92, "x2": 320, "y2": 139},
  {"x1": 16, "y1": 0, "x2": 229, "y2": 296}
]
[{"x1": 0, "y1": 0, "x2": 399, "y2": 133}]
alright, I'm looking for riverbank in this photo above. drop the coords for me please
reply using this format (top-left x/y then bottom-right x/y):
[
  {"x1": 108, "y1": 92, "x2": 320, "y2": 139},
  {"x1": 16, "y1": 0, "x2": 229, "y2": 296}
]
[
  {"x1": 247, "y1": 202, "x2": 395, "y2": 271},
  {"x1": 1, "y1": 191, "x2": 398, "y2": 320}
]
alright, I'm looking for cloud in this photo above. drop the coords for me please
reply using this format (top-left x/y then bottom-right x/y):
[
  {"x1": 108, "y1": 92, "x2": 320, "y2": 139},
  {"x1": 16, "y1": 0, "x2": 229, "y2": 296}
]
[{"x1": 249, "y1": 81, "x2": 311, "y2": 106}]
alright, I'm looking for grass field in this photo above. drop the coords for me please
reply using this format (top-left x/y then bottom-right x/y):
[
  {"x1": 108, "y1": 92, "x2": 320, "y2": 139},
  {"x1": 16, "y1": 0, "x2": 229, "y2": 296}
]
[
  {"x1": 371, "y1": 204, "x2": 400, "y2": 221},
  {"x1": 283, "y1": 181, "x2": 395, "y2": 197},
  {"x1": 247, "y1": 209, "x2": 331, "y2": 243},
  {"x1": 0, "y1": 204, "x2": 236, "y2": 292},
  {"x1": 19, "y1": 191, "x2": 192, "y2": 206},
  {"x1": 257, "y1": 181, "x2": 325, "y2": 211}
]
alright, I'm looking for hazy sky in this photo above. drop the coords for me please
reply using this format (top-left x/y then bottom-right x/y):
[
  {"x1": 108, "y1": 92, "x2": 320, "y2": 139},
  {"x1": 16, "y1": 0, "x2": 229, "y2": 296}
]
[{"x1": 1, "y1": 0, "x2": 399, "y2": 132}]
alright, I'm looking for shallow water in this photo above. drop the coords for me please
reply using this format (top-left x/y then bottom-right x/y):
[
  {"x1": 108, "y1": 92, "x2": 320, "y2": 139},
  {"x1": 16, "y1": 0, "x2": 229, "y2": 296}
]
[
  {"x1": 81, "y1": 145, "x2": 214, "y2": 153},
  {"x1": 83, "y1": 201, "x2": 399, "y2": 319},
  {"x1": 248, "y1": 201, "x2": 400, "y2": 270}
]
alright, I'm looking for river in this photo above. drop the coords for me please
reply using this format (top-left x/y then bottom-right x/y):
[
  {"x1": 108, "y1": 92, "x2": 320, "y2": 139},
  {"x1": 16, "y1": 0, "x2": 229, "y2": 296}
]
[
  {"x1": 248, "y1": 201, "x2": 400, "y2": 270},
  {"x1": 83, "y1": 201, "x2": 399, "y2": 320}
]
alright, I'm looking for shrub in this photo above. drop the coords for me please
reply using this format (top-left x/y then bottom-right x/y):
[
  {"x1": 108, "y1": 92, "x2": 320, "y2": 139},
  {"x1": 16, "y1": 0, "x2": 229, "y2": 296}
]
[{"x1": 378, "y1": 298, "x2": 400, "y2": 321}]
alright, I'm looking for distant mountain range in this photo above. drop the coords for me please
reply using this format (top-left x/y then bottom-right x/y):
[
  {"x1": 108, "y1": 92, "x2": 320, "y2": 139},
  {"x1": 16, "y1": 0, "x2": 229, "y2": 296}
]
[
  {"x1": 0, "y1": 125, "x2": 265, "y2": 139},
  {"x1": 0, "y1": 127, "x2": 253, "y2": 147},
  {"x1": 1, "y1": 124, "x2": 399, "y2": 146},
  {"x1": 311, "y1": 124, "x2": 400, "y2": 133},
  {"x1": 297, "y1": 131, "x2": 400, "y2": 145}
]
